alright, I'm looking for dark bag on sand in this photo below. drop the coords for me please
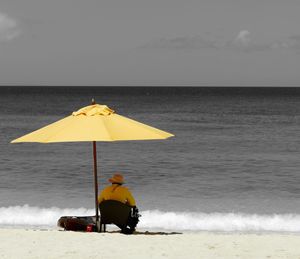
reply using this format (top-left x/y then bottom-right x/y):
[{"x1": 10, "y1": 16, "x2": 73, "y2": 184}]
[{"x1": 57, "y1": 216, "x2": 95, "y2": 231}]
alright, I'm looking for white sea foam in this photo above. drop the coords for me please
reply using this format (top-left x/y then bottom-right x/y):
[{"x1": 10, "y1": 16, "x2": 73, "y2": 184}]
[
  {"x1": 1, "y1": 205, "x2": 300, "y2": 232},
  {"x1": 140, "y1": 210, "x2": 300, "y2": 232},
  {"x1": 0, "y1": 205, "x2": 94, "y2": 226}
]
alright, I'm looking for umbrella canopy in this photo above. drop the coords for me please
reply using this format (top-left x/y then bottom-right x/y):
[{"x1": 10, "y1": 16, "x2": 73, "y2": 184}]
[
  {"x1": 11, "y1": 103, "x2": 174, "y2": 231},
  {"x1": 11, "y1": 104, "x2": 173, "y2": 143}
]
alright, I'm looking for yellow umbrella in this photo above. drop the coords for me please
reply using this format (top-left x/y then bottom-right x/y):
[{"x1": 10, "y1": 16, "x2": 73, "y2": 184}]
[{"x1": 11, "y1": 101, "x2": 174, "y2": 231}]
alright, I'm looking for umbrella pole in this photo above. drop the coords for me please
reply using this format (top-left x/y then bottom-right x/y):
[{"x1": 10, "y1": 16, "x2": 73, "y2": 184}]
[{"x1": 93, "y1": 141, "x2": 100, "y2": 232}]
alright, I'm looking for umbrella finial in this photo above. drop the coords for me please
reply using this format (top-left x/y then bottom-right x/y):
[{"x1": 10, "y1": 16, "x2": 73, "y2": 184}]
[{"x1": 91, "y1": 98, "x2": 95, "y2": 105}]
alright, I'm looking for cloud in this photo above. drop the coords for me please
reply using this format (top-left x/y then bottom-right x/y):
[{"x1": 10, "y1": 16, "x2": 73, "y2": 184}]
[
  {"x1": 288, "y1": 35, "x2": 300, "y2": 49},
  {"x1": 142, "y1": 30, "x2": 281, "y2": 52},
  {"x1": 228, "y1": 30, "x2": 272, "y2": 52},
  {"x1": 142, "y1": 30, "x2": 300, "y2": 53},
  {"x1": 272, "y1": 35, "x2": 300, "y2": 50},
  {"x1": 141, "y1": 35, "x2": 218, "y2": 49},
  {"x1": 142, "y1": 30, "x2": 271, "y2": 52},
  {"x1": 233, "y1": 30, "x2": 251, "y2": 47},
  {"x1": 0, "y1": 12, "x2": 20, "y2": 42}
]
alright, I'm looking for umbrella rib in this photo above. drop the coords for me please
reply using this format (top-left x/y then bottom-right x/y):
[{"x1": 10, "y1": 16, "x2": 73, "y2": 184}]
[{"x1": 100, "y1": 118, "x2": 114, "y2": 141}]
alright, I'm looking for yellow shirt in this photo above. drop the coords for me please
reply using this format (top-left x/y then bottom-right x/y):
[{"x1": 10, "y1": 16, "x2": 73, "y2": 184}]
[{"x1": 98, "y1": 184, "x2": 136, "y2": 207}]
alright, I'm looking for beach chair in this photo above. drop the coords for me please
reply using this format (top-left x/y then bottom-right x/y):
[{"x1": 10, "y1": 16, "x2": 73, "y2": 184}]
[{"x1": 99, "y1": 200, "x2": 132, "y2": 232}]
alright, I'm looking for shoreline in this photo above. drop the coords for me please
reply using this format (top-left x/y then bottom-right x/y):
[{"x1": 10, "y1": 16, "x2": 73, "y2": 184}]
[
  {"x1": 1, "y1": 228, "x2": 300, "y2": 258},
  {"x1": 3, "y1": 225, "x2": 300, "y2": 235},
  {"x1": 2, "y1": 225, "x2": 300, "y2": 236}
]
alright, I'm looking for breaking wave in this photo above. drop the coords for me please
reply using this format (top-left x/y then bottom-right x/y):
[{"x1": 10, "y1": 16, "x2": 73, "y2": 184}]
[
  {"x1": 140, "y1": 210, "x2": 300, "y2": 232},
  {"x1": 0, "y1": 205, "x2": 94, "y2": 226},
  {"x1": 1, "y1": 205, "x2": 300, "y2": 232}
]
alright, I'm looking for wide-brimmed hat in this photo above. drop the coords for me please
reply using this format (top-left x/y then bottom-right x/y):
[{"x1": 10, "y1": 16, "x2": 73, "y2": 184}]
[{"x1": 109, "y1": 173, "x2": 124, "y2": 184}]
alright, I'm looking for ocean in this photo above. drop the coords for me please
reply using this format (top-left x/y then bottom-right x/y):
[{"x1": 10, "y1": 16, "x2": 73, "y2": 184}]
[{"x1": 1, "y1": 86, "x2": 300, "y2": 232}]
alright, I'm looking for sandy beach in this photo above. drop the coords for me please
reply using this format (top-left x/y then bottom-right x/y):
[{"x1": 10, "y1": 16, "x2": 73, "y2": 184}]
[{"x1": 0, "y1": 229, "x2": 300, "y2": 259}]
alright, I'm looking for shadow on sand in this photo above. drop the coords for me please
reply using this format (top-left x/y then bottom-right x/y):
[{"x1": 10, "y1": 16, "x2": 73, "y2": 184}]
[{"x1": 109, "y1": 230, "x2": 182, "y2": 235}]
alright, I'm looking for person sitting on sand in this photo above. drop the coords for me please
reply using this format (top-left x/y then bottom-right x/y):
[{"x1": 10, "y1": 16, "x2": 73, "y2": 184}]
[{"x1": 98, "y1": 173, "x2": 139, "y2": 233}]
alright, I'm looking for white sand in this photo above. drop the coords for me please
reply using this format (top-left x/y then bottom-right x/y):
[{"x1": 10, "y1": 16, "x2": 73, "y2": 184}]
[{"x1": 0, "y1": 229, "x2": 300, "y2": 259}]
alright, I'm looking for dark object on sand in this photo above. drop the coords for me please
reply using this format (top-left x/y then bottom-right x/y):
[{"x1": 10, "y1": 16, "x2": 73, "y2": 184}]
[
  {"x1": 99, "y1": 200, "x2": 140, "y2": 234},
  {"x1": 57, "y1": 216, "x2": 96, "y2": 232},
  {"x1": 57, "y1": 201, "x2": 140, "y2": 234}
]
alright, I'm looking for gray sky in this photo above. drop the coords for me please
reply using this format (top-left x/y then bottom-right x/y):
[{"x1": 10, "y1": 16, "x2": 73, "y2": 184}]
[{"x1": 0, "y1": 0, "x2": 300, "y2": 86}]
